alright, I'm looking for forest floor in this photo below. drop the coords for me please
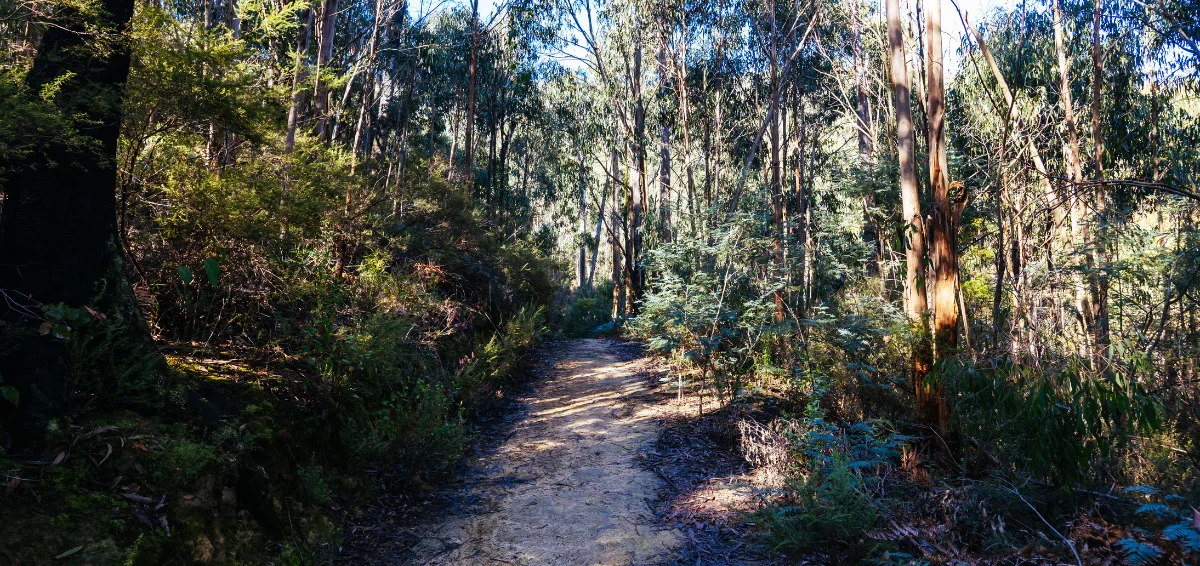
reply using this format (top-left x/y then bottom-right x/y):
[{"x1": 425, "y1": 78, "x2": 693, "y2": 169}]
[{"x1": 341, "y1": 338, "x2": 781, "y2": 565}]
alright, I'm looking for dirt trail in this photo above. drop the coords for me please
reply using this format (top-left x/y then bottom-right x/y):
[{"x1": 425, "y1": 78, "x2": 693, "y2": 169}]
[{"x1": 403, "y1": 339, "x2": 682, "y2": 565}]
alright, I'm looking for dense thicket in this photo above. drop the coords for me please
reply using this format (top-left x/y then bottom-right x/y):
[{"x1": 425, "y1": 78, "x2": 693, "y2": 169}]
[{"x1": 0, "y1": 0, "x2": 1198, "y2": 561}]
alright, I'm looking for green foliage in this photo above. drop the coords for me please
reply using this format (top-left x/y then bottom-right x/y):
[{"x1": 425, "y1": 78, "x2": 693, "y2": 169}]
[
  {"x1": 0, "y1": 374, "x2": 17, "y2": 407},
  {"x1": 758, "y1": 455, "x2": 883, "y2": 559},
  {"x1": 1117, "y1": 486, "x2": 1200, "y2": 563},
  {"x1": 38, "y1": 302, "x2": 98, "y2": 340},
  {"x1": 3, "y1": 0, "x2": 1195, "y2": 561},
  {"x1": 0, "y1": 68, "x2": 92, "y2": 181},
  {"x1": 558, "y1": 281, "x2": 614, "y2": 338},
  {"x1": 632, "y1": 231, "x2": 782, "y2": 405},
  {"x1": 795, "y1": 419, "x2": 913, "y2": 473},
  {"x1": 202, "y1": 258, "x2": 221, "y2": 288},
  {"x1": 1115, "y1": 538, "x2": 1161, "y2": 566},
  {"x1": 296, "y1": 464, "x2": 332, "y2": 505},
  {"x1": 373, "y1": 382, "x2": 464, "y2": 473},
  {"x1": 1162, "y1": 523, "x2": 1200, "y2": 553},
  {"x1": 758, "y1": 419, "x2": 909, "y2": 560},
  {"x1": 944, "y1": 356, "x2": 1163, "y2": 484}
]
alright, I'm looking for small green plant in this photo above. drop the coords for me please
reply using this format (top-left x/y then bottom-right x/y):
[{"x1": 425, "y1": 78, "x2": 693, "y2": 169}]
[
  {"x1": 38, "y1": 301, "x2": 100, "y2": 339},
  {"x1": 297, "y1": 464, "x2": 331, "y2": 505},
  {"x1": 0, "y1": 374, "x2": 17, "y2": 407},
  {"x1": 1115, "y1": 485, "x2": 1200, "y2": 565},
  {"x1": 1115, "y1": 538, "x2": 1162, "y2": 566},
  {"x1": 559, "y1": 281, "x2": 613, "y2": 338},
  {"x1": 795, "y1": 419, "x2": 913, "y2": 473},
  {"x1": 301, "y1": 316, "x2": 371, "y2": 400},
  {"x1": 759, "y1": 419, "x2": 910, "y2": 559},
  {"x1": 374, "y1": 382, "x2": 464, "y2": 475},
  {"x1": 758, "y1": 455, "x2": 883, "y2": 559}
]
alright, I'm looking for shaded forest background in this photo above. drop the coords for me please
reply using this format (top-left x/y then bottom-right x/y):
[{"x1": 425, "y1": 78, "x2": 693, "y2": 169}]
[{"x1": 0, "y1": 0, "x2": 1199, "y2": 562}]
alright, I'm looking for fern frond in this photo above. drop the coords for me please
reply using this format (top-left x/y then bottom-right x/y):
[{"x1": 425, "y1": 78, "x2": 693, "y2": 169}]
[
  {"x1": 1135, "y1": 503, "x2": 1176, "y2": 519},
  {"x1": 1115, "y1": 538, "x2": 1161, "y2": 566},
  {"x1": 1163, "y1": 522, "x2": 1200, "y2": 552}
]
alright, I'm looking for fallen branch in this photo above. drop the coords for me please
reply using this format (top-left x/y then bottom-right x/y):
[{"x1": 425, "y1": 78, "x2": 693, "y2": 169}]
[{"x1": 1009, "y1": 486, "x2": 1082, "y2": 566}]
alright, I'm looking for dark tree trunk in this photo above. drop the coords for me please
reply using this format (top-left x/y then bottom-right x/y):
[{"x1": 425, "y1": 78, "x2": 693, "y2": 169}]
[
  {"x1": 578, "y1": 148, "x2": 588, "y2": 289},
  {"x1": 657, "y1": 36, "x2": 672, "y2": 244},
  {"x1": 1090, "y1": 1, "x2": 1110, "y2": 357},
  {"x1": 0, "y1": 0, "x2": 160, "y2": 451},
  {"x1": 609, "y1": 145, "x2": 624, "y2": 319},
  {"x1": 852, "y1": 0, "x2": 883, "y2": 290},
  {"x1": 768, "y1": 0, "x2": 784, "y2": 324},
  {"x1": 463, "y1": 0, "x2": 479, "y2": 189},
  {"x1": 626, "y1": 38, "x2": 646, "y2": 315},
  {"x1": 313, "y1": 0, "x2": 338, "y2": 141}
]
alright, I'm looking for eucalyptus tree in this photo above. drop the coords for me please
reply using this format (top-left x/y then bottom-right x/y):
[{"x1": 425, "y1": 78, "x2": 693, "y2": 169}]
[{"x1": 0, "y1": 0, "x2": 156, "y2": 448}]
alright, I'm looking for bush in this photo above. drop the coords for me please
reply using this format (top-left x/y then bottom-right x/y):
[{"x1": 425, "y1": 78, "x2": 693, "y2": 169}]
[
  {"x1": 944, "y1": 355, "x2": 1163, "y2": 484},
  {"x1": 559, "y1": 281, "x2": 614, "y2": 338},
  {"x1": 758, "y1": 418, "x2": 908, "y2": 560},
  {"x1": 758, "y1": 455, "x2": 882, "y2": 560}
]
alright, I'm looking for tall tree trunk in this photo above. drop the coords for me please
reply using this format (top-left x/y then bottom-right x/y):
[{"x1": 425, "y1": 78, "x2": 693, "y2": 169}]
[
  {"x1": 925, "y1": 0, "x2": 955, "y2": 433},
  {"x1": 1053, "y1": 0, "x2": 1095, "y2": 358},
  {"x1": 703, "y1": 94, "x2": 713, "y2": 212},
  {"x1": 658, "y1": 35, "x2": 673, "y2": 243},
  {"x1": 793, "y1": 90, "x2": 807, "y2": 244},
  {"x1": 610, "y1": 145, "x2": 624, "y2": 319},
  {"x1": 628, "y1": 38, "x2": 647, "y2": 314},
  {"x1": 674, "y1": 22, "x2": 697, "y2": 239},
  {"x1": 0, "y1": 0, "x2": 159, "y2": 450},
  {"x1": 229, "y1": 0, "x2": 241, "y2": 37},
  {"x1": 769, "y1": 0, "x2": 784, "y2": 324},
  {"x1": 853, "y1": 0, "x2": 883, "y2": 289},
  {"x1": 888, "y1": 0, "x2": 933, "y2": 428},
  {"x1": 588, "y1": 161, "x2": 610, "y2": 288},
  {"x1": 313, "y1": 0, "x2": 338, "y2": 141},
  {"x1": 285, "y1": 8, "x2": 313, "y2": 152},
  {"x1": 351, "y1": 0, "x2": 387, "y2": 169},
  {"x1": 281, "y1": 7, "x2": 313, "y2": 236},
  {"x1": 625, "y1": 135, "x2": 640, "y2": 316},
  {"x1": 393, "y1": 48, "x2": 419, "y2": 215},
  {"x1": 487, "y1": 97, "x2": 498, "y2": 205},
  {"x1": 448, "y1": 95, "x2": 461, "y2": 166},
  {"x1": 498, "y1": 117, "x2": 517, "y2": 217},
  {"x1": 463, "y1": 0, "x2": 479, "y2": 191},
  {"x1": 1090, "y1": 0, "x2": 1110, "y2": 356},
  {"x1": 713, "y1": 76, "x2": 723, "y2": 213},
  {"x1": 578, "y1": 148, "x2": 588, "y2": 289}
]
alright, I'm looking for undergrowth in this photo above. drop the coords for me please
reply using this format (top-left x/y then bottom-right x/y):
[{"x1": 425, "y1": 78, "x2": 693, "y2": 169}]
[
  {"x1": 0, "y1": 174, "x2": 559, "y2": 565},
  {"x1": 628, "y1": 245, "x2": 1200, "y2": 565}
]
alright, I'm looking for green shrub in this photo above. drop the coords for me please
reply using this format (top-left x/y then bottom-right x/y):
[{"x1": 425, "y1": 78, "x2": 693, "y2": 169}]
[
  {"x1": 758, "y1": 455, "x2": 883, "y2": 560},
  {"x1": 559, "y1": 281, "x2": 614, "y2": 338},
  {"x1": 944, "y1": 353, "x2": 1163, "y2": 484},
  {"x1": 758, "y1": 418, "x2": 908, "y2": 560},
  {"x1": 376, "y1": 382, "x2": 464, "y2": 475}
]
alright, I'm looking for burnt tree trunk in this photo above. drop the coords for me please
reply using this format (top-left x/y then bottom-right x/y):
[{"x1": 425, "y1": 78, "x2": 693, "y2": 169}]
[{"x1": 0, "y1": 0, "x2": 161, "y2": 451}]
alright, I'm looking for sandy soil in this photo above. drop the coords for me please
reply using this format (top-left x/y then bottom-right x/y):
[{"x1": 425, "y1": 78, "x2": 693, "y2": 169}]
[{"x1": 401, "y1": 339, "x2": 682, "y2": 565}]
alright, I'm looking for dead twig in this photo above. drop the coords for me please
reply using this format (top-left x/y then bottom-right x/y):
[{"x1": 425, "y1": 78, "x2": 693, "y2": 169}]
[{"x1": 1009, "y1": 486, "x2": 1082, "y2": 566}]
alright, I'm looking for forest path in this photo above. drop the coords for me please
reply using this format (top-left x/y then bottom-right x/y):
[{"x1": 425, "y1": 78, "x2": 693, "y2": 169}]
[{"x1": 403, "y1": 339, "x2": 681, "y2": 565}]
